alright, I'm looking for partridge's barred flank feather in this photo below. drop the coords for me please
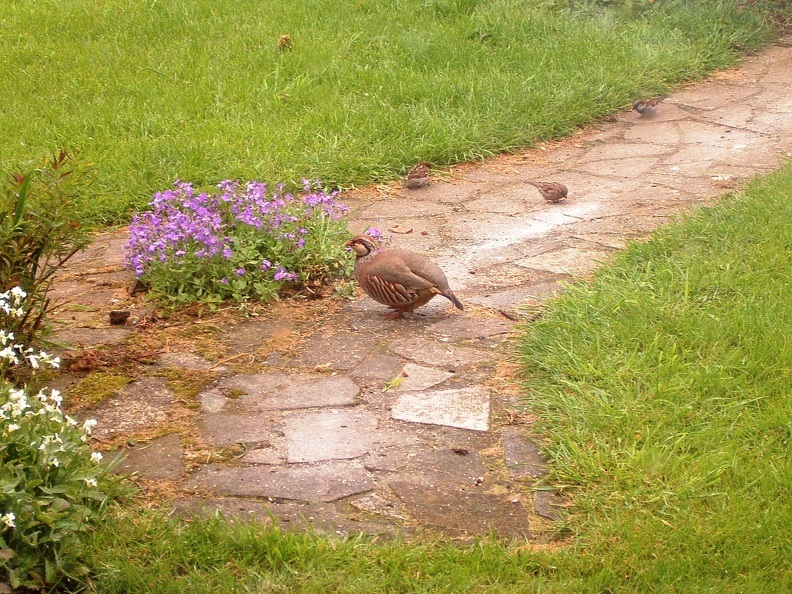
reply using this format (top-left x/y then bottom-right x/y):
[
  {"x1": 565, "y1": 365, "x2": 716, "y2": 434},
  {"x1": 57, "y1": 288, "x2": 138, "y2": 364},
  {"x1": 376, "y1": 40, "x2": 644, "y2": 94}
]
[
  {"x1": 632, "y1": 95, "x2": 668, "y2": 115},
  {"x1": 527, "y1": 181, "x2": 568, "y2": 203},
  {"x1": 404, "y1": 161, "x2": 431, "y2": 189},
  {"x1": 346, "y1": 234, "x2": 464, "y2": 319}
]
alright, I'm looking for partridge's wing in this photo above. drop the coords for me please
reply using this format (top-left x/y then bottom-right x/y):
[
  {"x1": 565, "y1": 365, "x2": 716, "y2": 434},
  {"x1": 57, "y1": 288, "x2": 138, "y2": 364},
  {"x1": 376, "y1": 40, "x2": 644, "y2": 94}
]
[{"x1": 363, "y1": 253, "x2": 438, "y2": 290}]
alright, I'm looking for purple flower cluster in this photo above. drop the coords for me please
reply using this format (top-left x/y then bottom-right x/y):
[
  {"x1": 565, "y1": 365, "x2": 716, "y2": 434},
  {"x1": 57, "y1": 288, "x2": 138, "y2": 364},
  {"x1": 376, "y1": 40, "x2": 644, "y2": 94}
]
[{"x1": 124, "y1": 179, "x2": 350, "y2": 303}]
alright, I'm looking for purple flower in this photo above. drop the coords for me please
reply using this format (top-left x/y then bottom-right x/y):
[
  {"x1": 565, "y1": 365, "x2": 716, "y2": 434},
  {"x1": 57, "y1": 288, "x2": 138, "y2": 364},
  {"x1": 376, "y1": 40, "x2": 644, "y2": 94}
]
[
  {"x1": 236, "y1": 268, "x2": 245, "y2": 276},
  {"x1": 260, "y1": 259, "x2": 271, "y2": 271},
  {"x1": 274, "y1": 265, "x2": 297, "y2": 282},
  {"x1": 223, "y1": 247, "x2": 233, "y2": 259},
  {"x1": 221, "y1": 277, "x2": 228, "y2": 284}
]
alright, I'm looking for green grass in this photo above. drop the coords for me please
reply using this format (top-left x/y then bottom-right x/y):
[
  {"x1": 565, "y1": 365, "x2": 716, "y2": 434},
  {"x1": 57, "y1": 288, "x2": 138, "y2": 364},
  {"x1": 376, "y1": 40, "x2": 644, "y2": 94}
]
[
  {"x1": 0, "y1": 0, "x2": 774, "y2": 222},
  {"x1": 517, "y1": 162, "x2": 792, "y2": 591},
  {"x1": 78, "y1": 164, "x2": 792, "y2": 592}
]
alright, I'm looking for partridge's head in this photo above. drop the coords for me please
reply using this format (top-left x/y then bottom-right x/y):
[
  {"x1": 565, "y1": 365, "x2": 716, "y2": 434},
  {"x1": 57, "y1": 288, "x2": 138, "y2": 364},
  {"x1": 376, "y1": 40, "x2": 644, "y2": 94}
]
[{"x1": 346, "y1": 234, "x2": 378, "y2": 256}]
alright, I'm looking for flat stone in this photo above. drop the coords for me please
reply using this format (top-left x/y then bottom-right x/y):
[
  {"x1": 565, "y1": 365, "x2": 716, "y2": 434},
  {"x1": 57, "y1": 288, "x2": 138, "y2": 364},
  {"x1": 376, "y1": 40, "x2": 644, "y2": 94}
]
[
  {"x1": 197, "y1": 412, "x2": 276, "y2": 447},
  {"x1": 222, "y1": 319, "x2": 298, "y2": 355},
  {"x1": 396, "y1": 363, "x2": 452, "y2": 391},
  {"x1": 391, "y1": 387, "x2": 491, "y2": 431},
  {"x1": 288, "y1": 331, "x2": 376, "y2": 370},
  {"x1": 219, "y1": 374, "x2": 360, "y2": 411},
  {"x1": 350, "y1": 354, "x2": 403, "y2": 381},
  {"x1": 175, "y1": 496, "x2": 397, "y2": 536},
  {"x1": 109, "y1": 434, "x2": 184, "y2": 480},
  {"x1": 468, "y1": 281, "x2": 565, "y2": 310},
  {"x1": 51, "y1": 326, "x2": 132, "y2": 348},
  {"x1": 389, "y1": 481, "x2": 531, "y2": 539},
  {"x1": 159, "y1": 352, "x2": 224, "y2": 372},
  {"x1": 516, "y1": 246, "x2": 614, "y2": 277},
  {"x1": 86, "y1": 377, "x2": 174, "y2": 439},
  {"x1": 186, "y1": 460, "x2": 374, "y2": 502},
  {"x1": 501, "y1": 427, "x2": 547, "y2": 481},
  {"x1": 200, "y1": 389, "x2": 227, "y2": 413},
  {"x1": 363, "y1": 444, "x2": 487, "y2": 480},
  {"x1": 390, "y1": 338, "x2": 492, "y2": 369},
  {"x1": 575, "y1": 156, "x2": 660, "y2": 178},
  {"x1": 426, "y1": 317, "x2": 512, "y2": 339},
  {"x1": 284, "y1": 410, "x2": 415, "y2": 463},
  {"x1": 349, "y1": 490, "x2": 410, "y2": 520}
]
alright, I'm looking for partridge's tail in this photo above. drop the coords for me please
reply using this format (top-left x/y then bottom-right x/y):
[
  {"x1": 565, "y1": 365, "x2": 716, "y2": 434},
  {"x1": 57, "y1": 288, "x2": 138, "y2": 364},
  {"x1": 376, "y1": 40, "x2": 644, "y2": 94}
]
[{"x1": 444, "y1": 291, "x2": 464, "y2": 311}]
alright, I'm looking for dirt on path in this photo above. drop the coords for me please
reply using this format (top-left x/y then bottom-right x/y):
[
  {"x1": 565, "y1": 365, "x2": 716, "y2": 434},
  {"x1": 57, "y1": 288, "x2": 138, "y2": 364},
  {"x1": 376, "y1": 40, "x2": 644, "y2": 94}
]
[{"x1": 48, "y1": 36, "x2": 792, "y2": 542}]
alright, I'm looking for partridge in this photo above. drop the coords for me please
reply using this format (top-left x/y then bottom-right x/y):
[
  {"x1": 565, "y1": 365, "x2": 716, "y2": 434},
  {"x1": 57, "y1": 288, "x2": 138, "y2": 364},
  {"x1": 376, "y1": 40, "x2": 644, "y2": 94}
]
[
  {"x1": 346, "y1": 234, "x2": 464, "y2": 318},
  {"x1": 528, "y1": 181, "x2": 568, "y2": 203},
  {"x1": 632, "y1": 95, "x2": 668, "y2": 116},
  {"x1": 404, "y1": 161, "x2": 431, "y2": 189}
]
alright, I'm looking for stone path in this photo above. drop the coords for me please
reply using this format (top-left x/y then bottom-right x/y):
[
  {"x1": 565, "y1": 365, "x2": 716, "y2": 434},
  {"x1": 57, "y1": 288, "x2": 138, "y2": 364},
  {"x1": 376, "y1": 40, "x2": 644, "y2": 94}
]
[{"x1": 49, "y1": 38, "x2": 792, "y2": 542}]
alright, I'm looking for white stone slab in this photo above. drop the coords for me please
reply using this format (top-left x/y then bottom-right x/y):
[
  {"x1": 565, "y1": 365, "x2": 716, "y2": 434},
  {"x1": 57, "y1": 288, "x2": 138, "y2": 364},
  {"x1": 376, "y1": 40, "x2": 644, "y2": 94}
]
[
  {"x1": 284, "y1": 410, "x2": 416, "y2": 463},
  {"x1": 391, "y1": 387, "x2": 491, "y2": 431}
]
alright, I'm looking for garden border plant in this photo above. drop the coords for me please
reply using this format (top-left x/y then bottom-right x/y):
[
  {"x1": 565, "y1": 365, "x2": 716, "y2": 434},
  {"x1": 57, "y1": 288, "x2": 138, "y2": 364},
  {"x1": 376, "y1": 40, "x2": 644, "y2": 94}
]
[
  {"x1": 1, "y1": 288, "x2": 122, "y2": 591},
  {"x1": 0, "y1": 150, "x2": 96, "y2": 344},
  {"x1": 124, "y1": 179, "x2": 355, "y2": 308}
]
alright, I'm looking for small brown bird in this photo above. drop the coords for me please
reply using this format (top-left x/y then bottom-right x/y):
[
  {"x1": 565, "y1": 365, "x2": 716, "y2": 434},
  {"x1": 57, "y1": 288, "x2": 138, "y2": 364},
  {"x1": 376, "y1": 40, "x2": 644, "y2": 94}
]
[
  {"x1": 346, "y1": 234, "x2": 463, "y2": 318},
  {"x1": 277, "y1": 34, "x2": 293, "y2": 50},
  {"x1": 404, "y1": 161, "x2": 431, "y2": 189},
  {"x1": 528, "y1": 181, "x2": 568, "y2": 203},
  {"x1": 632, "y1": 95, "x2": 668, "y2": 116}
]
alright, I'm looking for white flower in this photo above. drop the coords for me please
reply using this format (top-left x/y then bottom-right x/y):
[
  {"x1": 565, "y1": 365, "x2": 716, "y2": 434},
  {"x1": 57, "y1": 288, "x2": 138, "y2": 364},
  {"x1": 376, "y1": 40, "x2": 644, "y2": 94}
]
[
  {"x1": 51, "y1": 457, "x2": 60, "y2": 467},
  {"x1": 0, "y1": 346, "x2": 19, "y2": 364},
  {"x1": 1, "y1": 513, "x2": 15, "y2": 529},
  {"x1": 90, "y1": 452, "x2": 103, "y2": 463},
  {"x1": 6, "y1": 423, "x2": 20, "y2": 432},
  {"x1": 81, "y1": 419, "x2": 97, "y2": 434},
  {"x1": 50, "y1": 390, "x2": 62, "y2": 405},
  {"x1": 10, "y1": 286, "x2": 26, "y2": 299},
  {"x1": 84, "y1": 478, "x2": 98, "y2": 488}
]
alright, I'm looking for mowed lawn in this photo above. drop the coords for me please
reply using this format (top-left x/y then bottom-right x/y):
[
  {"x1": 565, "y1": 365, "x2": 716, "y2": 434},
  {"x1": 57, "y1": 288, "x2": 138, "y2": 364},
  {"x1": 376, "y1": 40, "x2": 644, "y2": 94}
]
[{"x1": 0, "y1": 0, "x2": 773, "y2": 221}]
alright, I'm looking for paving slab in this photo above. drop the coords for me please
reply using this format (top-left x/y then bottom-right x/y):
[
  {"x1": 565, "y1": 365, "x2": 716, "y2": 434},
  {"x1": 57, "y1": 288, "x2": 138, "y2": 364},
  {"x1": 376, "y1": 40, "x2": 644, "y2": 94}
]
[
  {"x1": 173, "y1": 496, "x2": 396, "y2": 536},
  {"x1": 501, "y1": 427, "x2": 548, "y2": 481},
  {"x1": 283, "y1": 409, "x2": 416, "y2": 463},
  {"x1": 389, "y1": 480, "x2": 531, "y2": 539},
  {"x1": 197, "y1": 412, "x2": 277, "y2": 447},
  {"x1": 217, "y1": 374, "x2": 360, "y2": 411},
  {"x1": 390, "y1": 337, "x2": 493, "y2": 369},
  {"x1": 110, "y1": 434, "x2": 185, "y2": 480},
  {"x1": 52, "y1": 326, "x2": 132, "y2": 348},
  {"x1": 391, "y1": 387, "x2": 491, "y2": 431},
  {"x1": 87, "y1": 376, "x2": 175, "y2": 439},
  {"x1": 186, "y1": 460, "x2": 374, "y2": 502}
]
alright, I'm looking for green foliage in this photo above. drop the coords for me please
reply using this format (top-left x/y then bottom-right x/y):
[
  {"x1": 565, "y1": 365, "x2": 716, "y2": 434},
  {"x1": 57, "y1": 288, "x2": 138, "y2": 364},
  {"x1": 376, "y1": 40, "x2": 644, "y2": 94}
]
[
  {"x1": 0, "y1": 293, "x2": 122, "y2": 590},
  {"x1": 0, "y1": 0, "x2": 773, "y2": 223},
  {"x1": 0, "y1": 151, "x2": 95, "y2": 343}
]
